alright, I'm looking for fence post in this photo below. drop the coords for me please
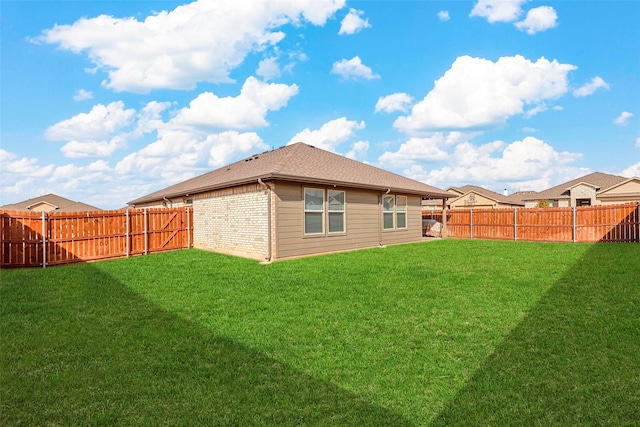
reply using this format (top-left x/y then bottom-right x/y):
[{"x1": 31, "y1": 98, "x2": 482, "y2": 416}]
[
  {"x1": 572, "y1": 206, "x2": 577, "y2": 243},
  {"x1": 41, "y1": 211, "x2": 46, "y2": 268},
  {"x1": 470, "y1": 209, "x2": 473, "y2": 240},
  {"x1": 144, "y1": 209, "x2": 148, "y2": 255},
  {"x1": 186, "y1": 207, "x2": 191, "y2": 248},
  {"x1": 125, "y1": 209, "x2": 130, "y2": 257},
  {"x1": 513, "y1": 208, "x2": 517, "y2": 241}
]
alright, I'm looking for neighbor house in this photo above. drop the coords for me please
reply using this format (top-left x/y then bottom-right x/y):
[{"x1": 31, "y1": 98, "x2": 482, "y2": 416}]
[
  {"x1": 0, "y1": 193, "x2": 102, "y2": 212},
  {"x1": 445, "y1": 185, "x2": 536, "y2": 209},
  {"x1": 129, "y1": 142, "x2": 453, "y2": 261},
  {"x1": 522, "y1": 172, "x2": 640, "y2": 208}
]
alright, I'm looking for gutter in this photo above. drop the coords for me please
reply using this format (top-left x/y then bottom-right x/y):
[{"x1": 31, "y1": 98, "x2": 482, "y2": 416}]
[{"x1": 257, "y1": 178, "x2": 272, "y2": 263}]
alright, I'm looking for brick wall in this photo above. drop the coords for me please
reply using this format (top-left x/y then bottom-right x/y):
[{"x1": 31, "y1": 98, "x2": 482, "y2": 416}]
[{"x1": 193, "y1": 183, "x2": 270, "y2": 260}]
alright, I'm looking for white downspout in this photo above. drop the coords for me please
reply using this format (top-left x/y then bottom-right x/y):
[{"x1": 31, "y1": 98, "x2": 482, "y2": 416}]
[{"x1": 258, "y1": 178, "x2": 272, "y2": 263}]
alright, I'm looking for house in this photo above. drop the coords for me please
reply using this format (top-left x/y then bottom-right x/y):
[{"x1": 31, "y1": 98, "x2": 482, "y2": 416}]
[
  {"x1": 129, "y1": 142, "x2": 453, "y2": 262},
  {"x1": 0, "y1": 193, "x2": 102, "y2": 212},
  {"x1": 445, "y1": 185, "x2": 534, "y2": 209},
  {"x1": 522, "y1": 172, "x2": 640, "y2": 208}
]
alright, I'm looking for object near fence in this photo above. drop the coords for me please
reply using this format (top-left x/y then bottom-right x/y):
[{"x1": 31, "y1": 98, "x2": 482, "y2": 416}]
[
  {"x1": 429, "y1": 203, "x2": 639, "y2": 243},
  {"x1": 1, "y1": 207, "x2": 193, "y2": 268}
]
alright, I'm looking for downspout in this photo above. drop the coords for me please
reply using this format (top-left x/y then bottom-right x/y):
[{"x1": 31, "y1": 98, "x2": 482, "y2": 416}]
[
  {"x1": 258, "y1": 178, "x2": 272, "y2": 263},
  {"x1": 162, "y1": 196, "x2": 172, "y2": 208}
]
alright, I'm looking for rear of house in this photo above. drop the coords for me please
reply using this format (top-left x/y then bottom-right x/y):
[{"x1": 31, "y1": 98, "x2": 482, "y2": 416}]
[{"x1": 129, "y1": 143, "x2": 452, "y2": 261}]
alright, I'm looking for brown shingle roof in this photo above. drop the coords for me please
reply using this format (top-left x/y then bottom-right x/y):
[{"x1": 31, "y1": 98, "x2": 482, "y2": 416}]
[
  {"x1": 129, "y1": 142, "x2": 453, "y2": 205},
  {"x1": 522, "y1": 172, "x2": 628, "y2": 201},
  {"x1": 449, "y1": 185, "x2": 526, "y2": 206},
  {"x1": 0, "y1": 194, "x2": 102, "y2": 212}
]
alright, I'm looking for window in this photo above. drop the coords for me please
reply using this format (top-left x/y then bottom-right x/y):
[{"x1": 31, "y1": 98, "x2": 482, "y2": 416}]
[
  {"x1": 383, "y1": 195, "x2": 408, "y2": 230},
  {"x1": 382, "y1": 195, "x2": 395, "y2": 229},
  {"x1": 304, "y1": 188, "x2": 324, "y2": 234},
  {"x1": 328, "y1": 190, "x2": 345, "y2": 233},
  {"x1": 396, "y1": 196, "x2": 407, "y2": 229},
  {"x1": 304, "y1": 188, "x2": 346, "y2": 235}
]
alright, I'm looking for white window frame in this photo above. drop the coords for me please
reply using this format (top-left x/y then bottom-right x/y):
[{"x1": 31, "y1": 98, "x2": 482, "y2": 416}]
[
  {"x1": 382, "y1": 194, "x2": 408, "y2": 230},
  {"x1": 382, "y1": 195, "x2": 395, "y2": 230},
  {"x1": 396, "y1": 195, "x2": 408, "y2": 229},
  {"x1": 327, "y1": 190, "x2": 346, "y2": 234},
  {"x1": 304, "y1": 188, "x2": 325, "y2": 235}
]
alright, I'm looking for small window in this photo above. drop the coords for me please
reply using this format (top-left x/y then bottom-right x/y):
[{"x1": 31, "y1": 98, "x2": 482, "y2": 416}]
[
  {"x1": 184, "y1": 198, "x2": 193, "y2": 205},
  {"x1": 382, "y1": 195, "x2": 395, "y2": 230},
  {"x1": 328, "y1": 190, "x2": 345, "y2": 233},
  {"x1": 396, "y1": 196, "x2": 407, "y2": 229},
  {"x1": 304, "y1": 188, "x2": 324, "y2": 234}
]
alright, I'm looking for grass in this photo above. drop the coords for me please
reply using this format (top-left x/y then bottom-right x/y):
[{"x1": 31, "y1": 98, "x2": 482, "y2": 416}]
[{"x1": 1, "y1": 240, "x2": 639, "y2": 425}]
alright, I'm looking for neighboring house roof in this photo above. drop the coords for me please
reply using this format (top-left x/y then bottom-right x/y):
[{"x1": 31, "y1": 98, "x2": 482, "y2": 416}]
[
  {"x1": 1, "y1": 193, "x2": 102, "y2": 212},
  {"x1": 129, "y1": 142, "x2": 454, "y2": 205},
  {"x1": 596, "y1": 176, "x2": 640, "y2": 200},
  {"x1": 522, "y1": 172, "x2": 629, "y2": 201},
  {"x1": 448, "y1": 185, "x2": 526, "y2": 207}
]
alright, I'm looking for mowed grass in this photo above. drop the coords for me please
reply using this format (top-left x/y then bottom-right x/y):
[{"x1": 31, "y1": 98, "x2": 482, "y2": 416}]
[{"x1": 1, "y1": 240, "x2": 639, "y2": 425}]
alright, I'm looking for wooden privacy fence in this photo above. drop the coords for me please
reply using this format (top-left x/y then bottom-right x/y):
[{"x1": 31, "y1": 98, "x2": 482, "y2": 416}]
[
  {"x1": 434, "y1": 203, "x2": 640, "y2": 243},
  {"x1": 1, "y1": 208, "x2": 193, "y2": 268}
]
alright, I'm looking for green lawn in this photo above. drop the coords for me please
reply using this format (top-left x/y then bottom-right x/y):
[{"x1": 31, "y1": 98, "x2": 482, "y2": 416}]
[{"x1": 1, "y1": 240, "x2": 639, "y2": 426}]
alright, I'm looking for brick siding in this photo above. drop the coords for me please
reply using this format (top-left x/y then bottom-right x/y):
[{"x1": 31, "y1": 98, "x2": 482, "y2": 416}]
[{"x1": 193, "y1": 184, "x2": 269, "y2": 260}]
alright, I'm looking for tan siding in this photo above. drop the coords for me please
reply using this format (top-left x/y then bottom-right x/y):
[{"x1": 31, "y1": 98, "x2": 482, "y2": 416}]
[{"x1": 274, "y1": 181, "x2": 422, "y2": 259}]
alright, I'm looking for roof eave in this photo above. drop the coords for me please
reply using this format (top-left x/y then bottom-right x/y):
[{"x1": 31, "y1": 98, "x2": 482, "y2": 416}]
[{"x1": 129, "y1": 173, "x2": 453, "y2": 205}]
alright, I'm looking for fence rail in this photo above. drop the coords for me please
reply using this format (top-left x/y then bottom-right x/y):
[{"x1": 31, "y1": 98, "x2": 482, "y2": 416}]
[
  {"x1": 425, "y1": 203, "x2": 640, "y2": 243},
  {"x1": 1, "y1": 207, "x2": 193, "y2": 268}
]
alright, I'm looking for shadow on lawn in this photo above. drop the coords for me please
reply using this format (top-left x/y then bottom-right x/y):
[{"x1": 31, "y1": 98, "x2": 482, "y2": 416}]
[
  {"x1": 1, "y1": 263, "x2": 410, "y2": 426},
  {"x1": 431, "y1": 243, "x2": 640, "y2": 426}
]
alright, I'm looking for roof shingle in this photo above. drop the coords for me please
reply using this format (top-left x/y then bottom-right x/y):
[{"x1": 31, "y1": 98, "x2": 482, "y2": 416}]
[{"x1": 130, "y1": 142, "x2": 453, "y2": 205}]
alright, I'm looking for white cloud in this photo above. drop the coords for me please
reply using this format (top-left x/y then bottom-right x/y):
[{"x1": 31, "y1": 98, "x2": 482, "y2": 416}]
[
  {"x1": 46, "y1": 101, "x2": 135, "y2": 141},
  {"x1": 413, "y1": 136, "x2": 583, "y2": 190},
  {"x1": 45, "y1": 101, "x2": 136, "y2": 158},
  {"x1": 345, "y1": 141, "x2": 370, "y2": 160},
  {"x1": 437, "y1": 11, "x2": 450, "y2": 22},
  {"x1": 613, "y1": 111, "x2": 634, "y2": 126},
  {"x1": 470, "y1": 0, "x2": 527, "y2": 23},
  {"x1": 287, "y1": 117, "x2": 365, "y2": 151},
  {"x1": 73, "y1": 89, "x2": 93, "y2": 101},
  {"x1": 375, "y1": 93, "x2": 414, "y2": 113},
  {"x1": 573, "y1": 76, "x2": 609, "y2": 97},
  {"x1": 394, "y1": 55, "x2": 576, "y2": 133},
  {"x1": 379, "y1": 135, "x2": 450, "y2": 167},
  {"x1": 116, "y1": 129, "x2": 267, "y2": 180},
  {"x1": 38, "y1": 0, "x2": 346, "y2": 93},
  {"x1": 0, "y1": 149, "x2": 56, "y2": 201},
  {"x1": 621, "y1": 162, "x2": 640, "y2": 177},
  {"x1": 515, "y1": 6, "x2": 558, "y2": 34},
  {"x1": 339, "y1": 8, "x2": 371, "y2": 35},
  {"x1": 524, "y1": 103, "x2": 548, "y2": 118},
  {"x1": 256, "y1": 57, "x2": 281, "y2": 81},
  {"x1": 331, "y1": 56, "x2": 380, "y2": 80},
  {"x1": 171, "y1": 77, "x2": 298, "y2": 130}
]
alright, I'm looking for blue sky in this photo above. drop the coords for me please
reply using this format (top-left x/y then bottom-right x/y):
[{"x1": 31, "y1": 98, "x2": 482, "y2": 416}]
[{"x1": 1, "y1": 0, "x2": 639, "y2": 209}]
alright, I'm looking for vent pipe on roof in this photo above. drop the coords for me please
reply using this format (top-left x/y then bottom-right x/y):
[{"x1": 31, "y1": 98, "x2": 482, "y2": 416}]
[{"x1": 503, "y1": 189, "x2": 508, "y2": 196}]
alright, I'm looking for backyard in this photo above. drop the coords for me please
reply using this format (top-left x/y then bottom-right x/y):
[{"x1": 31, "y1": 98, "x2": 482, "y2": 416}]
[{"x1": 1, "y1": 240, "x2": 638, "y2": 425}]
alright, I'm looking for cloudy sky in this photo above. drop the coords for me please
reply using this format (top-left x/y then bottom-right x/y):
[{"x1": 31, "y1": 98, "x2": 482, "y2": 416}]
[{"x1": 1, "y1": 0, "x2": 639, "y2": 209}]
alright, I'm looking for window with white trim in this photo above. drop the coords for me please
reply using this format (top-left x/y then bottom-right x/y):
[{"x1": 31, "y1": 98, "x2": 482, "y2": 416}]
[
  {"x1": 396, "y1": 195, "x2": 407, "y2": 229},
  {"x1": 382, "y1": 195, "x2": 395, "y2": 230},
  {"x1": 382, "y1": 195, "x2": 408, "y2": 230},
  {"x1": 328, "y1": 190, "x2": 345, "y2": 233},
  {"x1": 304, "y1": 188, "x2": 325, "y2": 234}
]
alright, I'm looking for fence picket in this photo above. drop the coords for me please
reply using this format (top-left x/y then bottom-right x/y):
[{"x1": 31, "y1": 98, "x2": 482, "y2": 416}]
[
  {"x1": 425, "y1": 202, "x2": 639, "y2": 243},
  {"x1": 1, "y1": 208, "x2": 193, "y2": 268}
]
